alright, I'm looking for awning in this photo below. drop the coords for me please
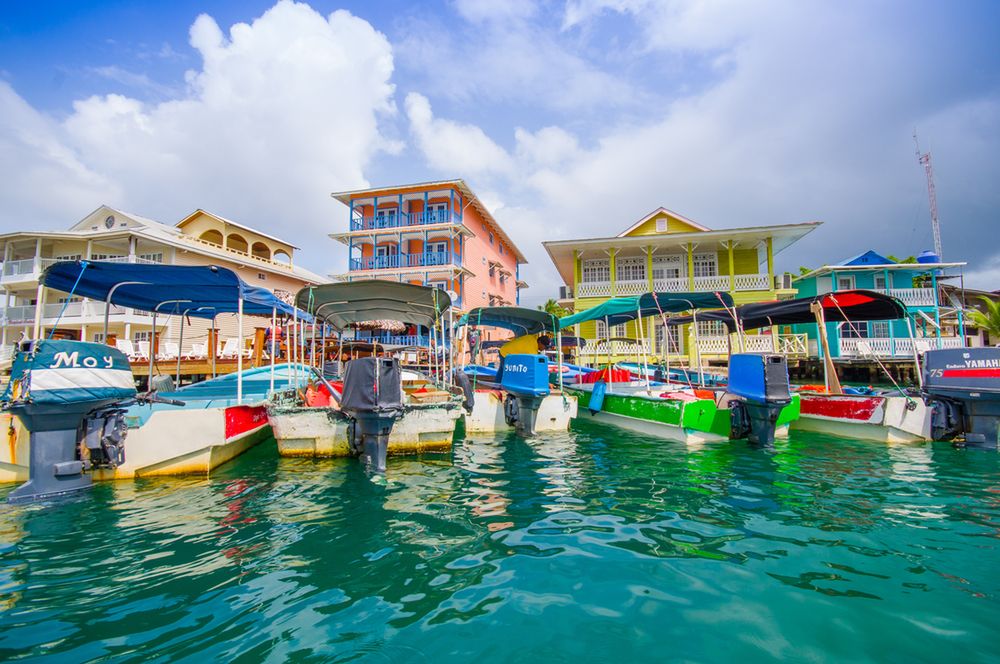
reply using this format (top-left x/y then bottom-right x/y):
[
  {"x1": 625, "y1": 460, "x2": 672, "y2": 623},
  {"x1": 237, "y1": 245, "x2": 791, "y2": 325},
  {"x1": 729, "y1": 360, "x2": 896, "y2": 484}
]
[
  {"x1": 459, "y1": 306, "x2": 560, "y2": 335},
  {"x1": 560, "y1": 291, "x2": 734, "y2": 328},
  {"x1": 668, "y1": 290, "x2": 907, "y2": 331},
  {"x1": 42, "y1": 260, "x2": 309, "y2": 319},
  {"x1": 297, "y1": 281, "x2": 451, "y2": 329}
]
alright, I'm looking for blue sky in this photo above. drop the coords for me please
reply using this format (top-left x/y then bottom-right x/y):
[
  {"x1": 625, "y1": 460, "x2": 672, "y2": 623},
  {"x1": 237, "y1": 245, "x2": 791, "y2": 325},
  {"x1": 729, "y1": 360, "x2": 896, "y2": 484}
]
[{"x1": 2, "y1": 0, "x2": 999, "y2": 302}]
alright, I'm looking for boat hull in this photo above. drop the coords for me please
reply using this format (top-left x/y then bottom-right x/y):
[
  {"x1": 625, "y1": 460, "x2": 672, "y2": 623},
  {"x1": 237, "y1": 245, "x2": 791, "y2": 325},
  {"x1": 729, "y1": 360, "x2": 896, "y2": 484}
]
[
  {"x1": 463, "y1": 390, "x2": 578, "y2": 433},
  {"x1": 792, "y1": 393, "x2": 931, "y2": 443},
  {"x1": 268, "y1": 402, "x2": 461, "y2": 457}
]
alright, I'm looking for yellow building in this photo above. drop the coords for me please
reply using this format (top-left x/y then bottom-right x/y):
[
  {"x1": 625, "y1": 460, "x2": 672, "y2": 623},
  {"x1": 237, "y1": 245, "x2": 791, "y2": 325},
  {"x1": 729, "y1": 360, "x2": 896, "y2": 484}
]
[{"x1": 543, "y1": 208, "x2": 821, "y2": 365}]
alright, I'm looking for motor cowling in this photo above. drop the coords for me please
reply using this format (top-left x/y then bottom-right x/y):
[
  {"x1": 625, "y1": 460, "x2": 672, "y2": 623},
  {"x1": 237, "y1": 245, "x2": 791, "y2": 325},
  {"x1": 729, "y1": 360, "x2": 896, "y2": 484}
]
[
  {"x1": 726, "y1": 353, "x2": 792, "y2": 445},
  {"x1": 340, "y1": 356, "x2": 403, "y2": 472},
  {"x1": 923, "y1": 348, "x2": 1000, "y2": 447}
]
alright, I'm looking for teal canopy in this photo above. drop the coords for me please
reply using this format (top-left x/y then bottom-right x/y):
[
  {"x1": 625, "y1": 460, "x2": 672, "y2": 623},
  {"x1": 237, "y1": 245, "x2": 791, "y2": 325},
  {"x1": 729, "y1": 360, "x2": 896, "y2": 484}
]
[
  {"x1": 459, "y1": 306, "x2": 559, "y2": 335},
  {"x1": 559, "y1": 291, "x2": 734, "y2": 328}
]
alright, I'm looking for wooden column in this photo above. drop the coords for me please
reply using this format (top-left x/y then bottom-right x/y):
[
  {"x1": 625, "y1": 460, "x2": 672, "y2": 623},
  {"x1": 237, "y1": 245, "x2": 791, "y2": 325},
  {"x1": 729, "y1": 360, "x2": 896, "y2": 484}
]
[
  {"x1": 609, "y1": 248, "x2": 618, "y2": 297},
  {"x1": 253, "y1": 327, "x2": 266, "y2": 367},
  {"x1": 646, "y1": 246, "x2": 654, "y2": 291},
  {"x1": 727, "y1": 241, "x2": 735, "y2": 292},
  {"x1": 686, "y1": 243, "x2": 695, "y2": 290},
  {"x1": 207, "y1": 328, "x2": 219, "y2": 361}
]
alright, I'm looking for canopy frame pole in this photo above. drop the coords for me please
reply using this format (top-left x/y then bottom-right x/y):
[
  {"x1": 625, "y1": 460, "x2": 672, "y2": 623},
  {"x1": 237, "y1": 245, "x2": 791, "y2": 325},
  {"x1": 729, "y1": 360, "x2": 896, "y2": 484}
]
[
  {"x1": 810, "y1": 300, "x2": 842, "y2": 394},
  {"x1": 320, "y1": 320, "x2": 327, "y2": 376},
  {"x1": 557, "y1": 326, "x2": 564, "y2": 394},
  {"x1": 636, "y1": 301, "x2": 651, "y2": 393},
  {"x1": 270, "y1": 307, "x2": 276, "y2": 394},
  {"x1": 292, "y1": 308, "x2": 298, "y2": 392},
  {"x1": 211, "y1": 314, "x2": 218, "y2": 379},
  {"x1": 605, "y1": 316, "x2": 613, "y2": 393},
  {"x1": 102, "y1": 280, "x2": 151, "y2": 340},
  {"x1": 692, "y1": 310, "x2": 704, "y2": 386},
  {"x1": 237, "y1": 295, "x2": 244, "y2": 404},
  {"x1": 907, "y1": 317, "x2": 924, "y2": 389},
  {"x1": 149, "y1": 310, "x2": 157, "y2": 387},
  {"x1": 176, "y1": 313, "x2": 185, "y2": 386}
]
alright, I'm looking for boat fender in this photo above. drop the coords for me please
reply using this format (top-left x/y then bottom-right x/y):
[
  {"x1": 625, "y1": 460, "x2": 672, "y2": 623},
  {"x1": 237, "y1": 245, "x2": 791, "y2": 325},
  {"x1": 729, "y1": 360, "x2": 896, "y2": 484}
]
[
  {"x1": 589, "y1": 380, "x2": 606, "y2": 415},
  {"x1": 504, "y1": 393, "x2": 520, "y2": 426},
  {"x1": 452, "y1": 369, "x2": 475, "y2": 413}
]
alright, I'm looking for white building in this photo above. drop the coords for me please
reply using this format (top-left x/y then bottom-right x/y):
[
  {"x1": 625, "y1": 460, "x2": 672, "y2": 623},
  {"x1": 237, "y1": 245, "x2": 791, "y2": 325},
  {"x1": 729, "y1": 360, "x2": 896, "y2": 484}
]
[{"x1": 1, "y1": 205, "x2": 323, "y2": 355}]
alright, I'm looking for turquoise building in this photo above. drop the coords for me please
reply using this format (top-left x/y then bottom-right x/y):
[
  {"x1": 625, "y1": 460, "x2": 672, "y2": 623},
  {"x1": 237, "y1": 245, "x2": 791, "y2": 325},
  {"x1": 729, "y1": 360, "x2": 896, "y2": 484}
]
[{"x1": 791, "y1": 250, "x2": 966, "y2": 360}]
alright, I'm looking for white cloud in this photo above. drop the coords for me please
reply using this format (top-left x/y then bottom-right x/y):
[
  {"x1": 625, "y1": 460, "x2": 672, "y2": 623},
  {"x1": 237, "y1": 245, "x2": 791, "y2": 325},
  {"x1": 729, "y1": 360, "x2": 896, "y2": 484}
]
[
  {"x1": 405, "y1": 92, "x2": 513, "y2": 176},
  {"x1": 0, "y1": 0, "x2": 399, "y2": 275},
  {"x1": 453, "y1": 0, "x2": 537, "y2": 24}
]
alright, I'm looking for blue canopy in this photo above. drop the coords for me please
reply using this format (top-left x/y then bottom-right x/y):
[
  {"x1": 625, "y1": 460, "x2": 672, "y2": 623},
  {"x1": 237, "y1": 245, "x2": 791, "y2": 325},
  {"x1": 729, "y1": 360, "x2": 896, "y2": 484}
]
[
  {"x1": 459, "y1": 306, "x2": 559, "y2": 335},
  {"x1": 43, "y1": 261, "x2": 310, "y2": 319},
  {"x1": 560, "y1": 291, "x2": 734, "y2": 328}
]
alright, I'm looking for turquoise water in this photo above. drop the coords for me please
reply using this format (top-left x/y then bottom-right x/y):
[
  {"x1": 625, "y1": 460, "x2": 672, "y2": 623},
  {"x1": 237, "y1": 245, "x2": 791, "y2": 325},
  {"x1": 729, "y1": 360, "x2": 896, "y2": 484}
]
[{"x1": 1, "y1": 424, "x2": 998, "y2": 662}]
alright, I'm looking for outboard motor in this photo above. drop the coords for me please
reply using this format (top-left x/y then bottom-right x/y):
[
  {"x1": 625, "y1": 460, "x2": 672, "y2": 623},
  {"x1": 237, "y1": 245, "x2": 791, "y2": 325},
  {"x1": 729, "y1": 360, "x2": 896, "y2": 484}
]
[
  {"x1": 340, "y1": 356, "x2": 403, "y2": 472},
  {"x1": 1, "y1": 340, "x2": 137, "y2": 503},
  {"x1": 727, "y1": 353, "x2": 792, "y2": 446},
  {"x1": 499, "y1": 354, "x2": 550, "y2": 436},
  {"x1": 923, "y1": 348, "x2": 1000, "y2": 448}
]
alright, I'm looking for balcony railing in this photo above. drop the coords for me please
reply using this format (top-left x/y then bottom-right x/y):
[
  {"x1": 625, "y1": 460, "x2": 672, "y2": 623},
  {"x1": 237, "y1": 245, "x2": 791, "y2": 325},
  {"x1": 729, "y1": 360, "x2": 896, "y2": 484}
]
[
  {"x1": 877, "y1": 288, "x2": 936, "y2": 307},
  {"x1": 354, "y1": 333, "x2": 432, "y2": 347},
  {"x1": 2, "y1": 302, "x2": 133, "y2": 326},
  {"x1": 349, "y1": 251, "x2": 461, "y2": 271},
  {"x1": 1, "y1": 258, "x2": 58, "y2": 282},
  {"x1": 350, "y1": 210, "x2": 459, "y2": 231},
  {"x1": 576, "y1": 333, "x2": 809, "y2": 359},
  {"x1": 576, "y1": 273, "x2": 772, "y2": 298},
  {"x1": 839, "y1": 336, "x2": 962, "y2": 358}
]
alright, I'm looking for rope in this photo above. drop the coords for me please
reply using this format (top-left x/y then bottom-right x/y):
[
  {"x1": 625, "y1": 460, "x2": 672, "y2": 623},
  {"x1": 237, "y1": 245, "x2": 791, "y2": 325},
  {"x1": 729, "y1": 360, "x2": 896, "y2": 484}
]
[
  {"x1": 48, "y1": 261, "x2": 89, "y2": 338},
  {"x1": 828, "y1": 295, "x2": 912, "y2": 402},
  {"x1": 650, "y1": 292, "x2": 694, "y2": 390}
]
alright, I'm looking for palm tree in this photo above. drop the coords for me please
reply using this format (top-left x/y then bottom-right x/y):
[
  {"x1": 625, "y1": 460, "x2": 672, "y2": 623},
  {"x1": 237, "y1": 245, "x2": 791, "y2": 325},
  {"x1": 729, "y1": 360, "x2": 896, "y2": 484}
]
[
  {"x1": 538, "y1": 298, "x2": 567, "y2": 318},
  {"x1": 967, "y1": 296, "x2": 1000, "y2": 344}
]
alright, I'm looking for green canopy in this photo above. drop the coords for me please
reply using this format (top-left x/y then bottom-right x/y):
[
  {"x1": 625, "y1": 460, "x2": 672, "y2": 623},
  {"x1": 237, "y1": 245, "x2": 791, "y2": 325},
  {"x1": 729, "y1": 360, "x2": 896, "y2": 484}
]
[
  {"x1": 559, "y1": 291, "x2": 734, "y2": 328},
  {"x1": 296, "y1": 281, "x2": 451, "y2": 329},
  {"x1": 459, "y1": 306, "x2": 559, "y2": 335}
]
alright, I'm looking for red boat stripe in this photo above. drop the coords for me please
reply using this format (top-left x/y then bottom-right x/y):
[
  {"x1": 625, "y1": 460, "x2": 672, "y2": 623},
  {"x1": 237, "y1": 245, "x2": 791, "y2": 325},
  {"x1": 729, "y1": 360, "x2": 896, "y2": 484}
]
[
  {"x1": 225, "y1": 405, "x2": 269, "y2": 439},
  {"x1": 942, "y1": 368, "x2": 1000, "y2": 378},
  {"x1": 800, "y1": 395, "x2": 882, "y2": 421}
]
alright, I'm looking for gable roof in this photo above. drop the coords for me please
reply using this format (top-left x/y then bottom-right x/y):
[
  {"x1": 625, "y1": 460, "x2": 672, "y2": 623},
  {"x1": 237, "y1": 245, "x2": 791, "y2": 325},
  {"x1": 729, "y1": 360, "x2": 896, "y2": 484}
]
[
  {"x1": 616, "y1": 207, "x2": 710, "y2": 237},
  {"x1": 176, "y1": 209, "x2": 298, "y2": 250},
  {"x1": 68, "y1": 204, "x2": 181, "y2": 236},
  {"x1": 838, "y1": 250, "x2": 894, "y2": 266}
]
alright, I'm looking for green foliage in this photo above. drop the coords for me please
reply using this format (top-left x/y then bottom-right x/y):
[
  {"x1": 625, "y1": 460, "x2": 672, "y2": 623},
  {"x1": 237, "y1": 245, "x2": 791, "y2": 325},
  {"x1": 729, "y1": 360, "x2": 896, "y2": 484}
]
[
  {"x1": 797, "y1": 266, "x2": 812, "y2": 275},
  {"x1": 967, "y1": 296, "x2": 1000, "y2": 339},
  {"x1": 538, "y1": 298, "x2": 568, "y2": 317},
  {"x1": 886, "y1": 254, "x2": 917, "y2": 264}
]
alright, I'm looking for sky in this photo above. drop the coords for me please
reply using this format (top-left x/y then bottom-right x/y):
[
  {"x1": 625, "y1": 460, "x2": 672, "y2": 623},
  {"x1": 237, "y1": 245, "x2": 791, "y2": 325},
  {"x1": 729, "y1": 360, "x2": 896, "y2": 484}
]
[{"x1": 2, "y1": 0, "x2": 999, "y2": 305}]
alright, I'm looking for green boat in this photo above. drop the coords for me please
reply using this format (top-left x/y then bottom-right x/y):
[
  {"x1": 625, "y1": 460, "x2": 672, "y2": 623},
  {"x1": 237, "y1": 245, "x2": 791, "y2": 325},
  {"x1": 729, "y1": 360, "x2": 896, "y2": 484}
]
[{"x1": 560, "y1": 292, "x2": 802, "y2": 445}]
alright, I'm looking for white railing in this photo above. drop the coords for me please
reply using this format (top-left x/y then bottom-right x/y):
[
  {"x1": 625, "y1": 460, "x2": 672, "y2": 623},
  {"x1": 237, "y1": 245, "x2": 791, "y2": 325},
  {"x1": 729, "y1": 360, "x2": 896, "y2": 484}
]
[
  {"x1": 183, "y1": 235, "x2": 293, "y2": 270},
  {"x1": 0, "y1": 344, "x2": 15, "y2": 363},
  {"x1": 101, "y1": 256, "x2": 160, "y2": 265},
  {"x1": 579, "y1": 339, "x2": 650, "y2": 358},
  {"x1": 696, "y1": 336, "x2": 730, "y2": 354},
  {"x1": 878, "y1": 288, "x2": 936, "y2": 307},
  {"x1": 776, "y1": 333, "x2": 809, "y2": 357},
  {"x1": 577, "y1": 282, "x2": 612, "y2": 297},
  {"x1": 615, "y1": 279, "x2": 648, "y2": 296},
  {"x1": 839, "y1": 336, "x2": 963, "y2": 358},
  {"x1": 693, "y1": 275, "x2": 730, "y2": 291},
  {"x1": 653, "y1": 277, "x2": 688, "y2": 292},
  {"x1": 697, "y1": 333, "x2": 809, "y2": 356},
  {"x1": 733, "y1": 273, "x2": 771, "y2": 291},
  {"x1": 2, "y1": 305, "x2": 36, "y2": 325},
  {"x1": 1, "y1": 258, "x2": 58, "y2": 281}
]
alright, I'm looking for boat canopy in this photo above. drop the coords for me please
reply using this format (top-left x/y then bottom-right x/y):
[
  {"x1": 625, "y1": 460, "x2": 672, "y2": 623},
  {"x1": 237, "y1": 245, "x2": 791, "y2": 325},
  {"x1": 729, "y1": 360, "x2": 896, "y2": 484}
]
[
  {"x1": 43, "y1": 261, "x2": 308, "y2": 319},
  {"x1": 460, "y1": 306, "x2": 559, "y2": 335},
  {"x1": 560, "y1": 291, "x2": 734, "y2": 328},
  {"x1": 297, "y1": 281, "x2": 450, "y2": 329},
  {"x1": 668, "y1": 290, "x2": 907, "y2": 331}
]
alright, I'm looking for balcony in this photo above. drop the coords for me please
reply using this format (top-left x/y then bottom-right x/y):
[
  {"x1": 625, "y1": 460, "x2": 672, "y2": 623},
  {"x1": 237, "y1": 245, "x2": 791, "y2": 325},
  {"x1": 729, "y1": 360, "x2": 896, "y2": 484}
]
[
  {"x1": 2, "y1": 301, "x2": 143, "y2": 327},
  {"x1": 838, "y1": 336, "x2": 962, "y2": 358},
  {"x1": 349, "y1": 251, "x2": 461, "y2": 271},
  {"x1": 876, "y1": 288, "x2": 936, "y2": 308},
  {"x1": 576, "y1": 273, "x2": 772, "y2": 298},
  {"x1": 1, "y1": 258, "x2": 58, "y2": 284},
  {"x1": 576, "y1": 333, "x2": 809, "y2": 360},
  {"x1": 350, "y1": 210, "x2": 459, "y2": 231},
  {"x1": 353, "y1": 333, "x2": 432, "y2": 347}
]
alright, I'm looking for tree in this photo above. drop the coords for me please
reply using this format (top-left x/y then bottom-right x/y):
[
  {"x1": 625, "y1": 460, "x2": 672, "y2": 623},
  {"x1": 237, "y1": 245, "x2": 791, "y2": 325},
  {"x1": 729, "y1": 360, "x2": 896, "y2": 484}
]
[
  {"x1": 886, "y1": 254, "x2": 917, "y2": 264},
  {"x1": 538, "y1": 298, "x2": 568, "y2": 318},
  {"x1": 797, "y1": 266, "x2": 812, "y2": 275},
  {"x1": 967, "y1": 296, "x2": 1000, "y2": 344}
]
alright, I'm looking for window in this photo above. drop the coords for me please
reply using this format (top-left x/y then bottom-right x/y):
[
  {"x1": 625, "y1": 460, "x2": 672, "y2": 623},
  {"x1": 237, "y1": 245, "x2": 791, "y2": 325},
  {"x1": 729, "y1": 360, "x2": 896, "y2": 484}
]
[
  {"x1": 133, "y1": 331, "x2": 151, "y2": 342},
  {"x1": 427, "y1": 280, "x2": 447, "y2": 291},
  {"x1": 482, "y1": 289, "x2": 487, "y2": 299},
  {"x1": 499, "y1": 244, "x2": 505, "y2": 255},
  {"x1": 139, "y1": 252, "x2": 164, "y2": 263},
  {"x1": 489, "y1": 232, "x2": 494, "y2": 245},
  {"x1": 655, "y1": 323, "x2": 681, "y2": 354},
  {"x1": 92, "y1": 253, "x2": 125, "y2": 261},
  {"x1": 616, "y1": 256, "x2": 646, "y2": 282},
  {"x1": 656, "y1": 218, "x2": 667, "y2": 232},
  {"x1": 426, "y1": 241, "x2": 448, "y2": 254},
  {"x1": 612, "y1": 323, "x2": 627, "y2": 338},
  {"x1": 426, "y1": 203, "x2": 448, "y2": 222},
  {"x1": 696, "y1": 320, "x2": 727, "y2": 337},
  {"x1": 92, "y1": 333, "x2": 106, "y2": 344},
  {"x1": 499, "y1": 274, "x2": 506, "y2": 284},
  {"x1": 836, "y1": 274, "x2": 855, "y2": 291},
  {"x1": 56, "y1": 254, "x2": 82, "y2": 261},
  {"x1": 870, "y1": 321, "x2": 890, "y2": 338},
  {"x1": 257, "y1": 273, "x2": 267, "y2": 281},
  {"x1": 652, "y1": 255, "x2": 685, "y2": 281},
  {"x1": 692, "y1": 252, "x2": 718, "y2": 278},
  {"x1": 595, "y1": 320, "x2": 607, "y2": 339},
  {"x1": 873, "y1": 273, "x2": 887, "y2": 290},
  {"x1": 581, "y1": 259, "x2": 610, "y2": 283},
  {"x1": 839, "y1": 322, "x2": 867, "y2": 338},
  {"x1": 375, "y1": 244, "x2": 397, "y2": 256}
]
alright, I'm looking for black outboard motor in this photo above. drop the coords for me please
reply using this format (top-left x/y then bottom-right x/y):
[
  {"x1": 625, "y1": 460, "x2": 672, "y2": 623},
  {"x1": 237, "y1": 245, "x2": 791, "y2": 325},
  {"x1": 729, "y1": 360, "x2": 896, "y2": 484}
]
[
  {"x1": 727, "y1": 353, "x2": 792, "y2": 445},
  {"x1": 499, "y1": 354, "x2": 549, "y2": 436},
  {"x1": 340, "y1": 356, "x2": 403, "y2": 472},
  {"x1": 923, "y1": 347, "x2": 1000, "y2": 448},
  {"x1": 2, "y1": 339, "x2": 137, "y2": 503}
]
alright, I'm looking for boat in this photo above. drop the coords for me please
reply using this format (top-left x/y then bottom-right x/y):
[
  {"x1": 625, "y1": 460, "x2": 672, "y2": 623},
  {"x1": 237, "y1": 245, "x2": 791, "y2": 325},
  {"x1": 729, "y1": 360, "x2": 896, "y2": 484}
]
[
  {"x1": 266, "y1": 281, "x2": 464, "y2": 470},
  {"x1": 679, "y1": 290, "x2": 935, "y2": 443},
  {"x1": 1, "y1": 260, "x2": 313, "y2": 500},
  {"x1": 560, "y1": 291, "x2": 800, "y2": 445},
  {"x1": 457, "y1": 306, "x2": 577, "y2": 435}
]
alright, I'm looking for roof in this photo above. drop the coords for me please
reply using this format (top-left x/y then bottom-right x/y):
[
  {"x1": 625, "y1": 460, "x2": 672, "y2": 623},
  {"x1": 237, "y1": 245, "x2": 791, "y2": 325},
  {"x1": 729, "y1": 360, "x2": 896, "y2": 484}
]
[
  {"x1": 331, "y1": 179, "x2": 528, "y2": 263},
  {"x1": 544, "y1": 221, "x2": 822, "y2": 285},
  {"x1": 42, "y1": 261, "x2": 308, "y2": 319},
  {"x1": 459, "y1": 307, "x2": 559, "y2": 334},
  {"x1": 560, "y1": 291, "x2": 735, "y2": 328},
  {"x1": 616, "y1": 207, "x2": 710, "y2": 237},
  {"x1": 668, "y1": 290, "x2": 907, "y2": 331},
  {"x1": 795, "y1": 261, "x2": 967, "y2": 281},
  {"x1": 296, "y1": 281, "x2": 451, "y2": 329},
  {"x1": 176, "y1": 209, "x2": 299, "y2": 250},
  {"x1": 838, "y1": 250, "x2": 893, "y2": 266}
]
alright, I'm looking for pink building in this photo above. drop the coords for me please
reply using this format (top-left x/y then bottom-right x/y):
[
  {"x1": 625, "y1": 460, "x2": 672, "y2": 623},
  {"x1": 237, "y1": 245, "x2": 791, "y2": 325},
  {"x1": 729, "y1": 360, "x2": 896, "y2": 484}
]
[{"x1": 330, "y1": 180, "x2": 528, "y2": 319}]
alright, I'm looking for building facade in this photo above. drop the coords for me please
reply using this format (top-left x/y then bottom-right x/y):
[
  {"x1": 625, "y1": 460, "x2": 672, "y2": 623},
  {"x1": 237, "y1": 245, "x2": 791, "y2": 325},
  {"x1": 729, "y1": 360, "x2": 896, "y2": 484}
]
[
  {"x1": 791, "y1": 250, "x2": 966, "y2": 360},
  {"x1": 544, "y1": 208, "x2": 820, "y2": 365},
  {"x1": 1, "y1": 206, "x2": 323, "y2": 355},
  {"x1": 330, "y1": 180, "x2": 527, "y2": 344}
]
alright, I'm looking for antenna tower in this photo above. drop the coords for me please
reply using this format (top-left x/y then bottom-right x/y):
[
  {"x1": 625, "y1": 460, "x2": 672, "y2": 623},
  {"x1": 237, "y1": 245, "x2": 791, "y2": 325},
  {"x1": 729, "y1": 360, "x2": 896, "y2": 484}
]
[{"x1": 913, "y1": 130, "x2": 943, "y2": 259}]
